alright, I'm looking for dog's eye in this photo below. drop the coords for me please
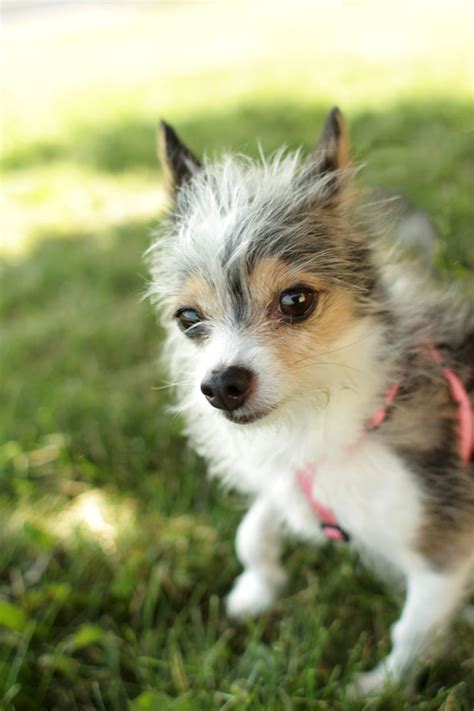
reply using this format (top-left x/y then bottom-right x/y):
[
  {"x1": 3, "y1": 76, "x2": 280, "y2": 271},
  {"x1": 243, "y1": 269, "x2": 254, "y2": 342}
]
[
  {"x1": 175, "y1": 308, "x2": 204, "y2": 337},
  {"x1": 278, "y1": 287, "x2": 317, "y2": 323}
]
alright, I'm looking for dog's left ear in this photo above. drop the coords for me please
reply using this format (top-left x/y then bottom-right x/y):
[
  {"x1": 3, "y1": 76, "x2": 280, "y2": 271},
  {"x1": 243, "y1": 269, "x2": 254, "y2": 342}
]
[
  {"x1": 157, "y1": 120, "x2": 201, "y2": 198},
  {"x1": 307, "y1": 107, "x2": 350, "y2": 188}
]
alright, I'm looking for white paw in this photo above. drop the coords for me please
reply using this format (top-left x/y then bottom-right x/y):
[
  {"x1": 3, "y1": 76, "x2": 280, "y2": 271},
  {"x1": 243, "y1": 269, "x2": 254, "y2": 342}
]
[
  {"x1": 347, "y1": 663, "x2": 394, "y2": 699},
  {"x1": 225, "y1": 567, "x2": 287, "y2": 619}
]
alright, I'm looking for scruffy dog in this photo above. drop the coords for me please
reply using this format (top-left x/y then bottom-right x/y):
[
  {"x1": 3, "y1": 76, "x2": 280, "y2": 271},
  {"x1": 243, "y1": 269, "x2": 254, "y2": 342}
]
[{"x1": 147, "y1": 108, "x2": 474, "y2": 695}]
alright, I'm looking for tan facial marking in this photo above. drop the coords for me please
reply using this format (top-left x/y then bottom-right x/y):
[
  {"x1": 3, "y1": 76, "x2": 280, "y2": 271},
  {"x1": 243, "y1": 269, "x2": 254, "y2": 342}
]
[
  {"x1": 248, "y1": 257, "x2": 358, "y2": 371},
  {"x1": 177, "y1": 274, "x2": 219, "y2": 317},
  {"x1": 176, "y1": 259, "x2": 360, "y2": 375},
  {"x1": 271, "y1": 289, "x2": 357, "y2": 373}
]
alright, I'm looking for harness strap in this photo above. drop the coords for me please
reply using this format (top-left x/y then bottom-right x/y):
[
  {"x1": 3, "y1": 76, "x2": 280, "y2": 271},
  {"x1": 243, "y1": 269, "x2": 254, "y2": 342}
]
[
  {"x1": 297, "y1": 470, "x2": 350, "y2": 542},
  {"x1": 367, "y1": 382, "x2": 400, "y2": 430},
  {"x1": 425, "y1": 343, "x2": 473, "y2": 463}
]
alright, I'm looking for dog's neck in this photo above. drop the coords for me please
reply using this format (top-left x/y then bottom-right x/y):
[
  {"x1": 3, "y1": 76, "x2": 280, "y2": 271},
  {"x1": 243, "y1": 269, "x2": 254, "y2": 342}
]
[{"x1": 293, "y1": 318, "x2": 393, "y2": 456}]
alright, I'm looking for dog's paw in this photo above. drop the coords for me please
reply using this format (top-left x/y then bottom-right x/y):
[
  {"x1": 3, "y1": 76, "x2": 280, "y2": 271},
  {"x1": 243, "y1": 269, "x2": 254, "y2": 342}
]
[
  {"x1": 225, "y1": 568, "x2": 286, "y2": 619},
  {"x1": 346, "y1": 664, "x2": 394, "y2": 699}
]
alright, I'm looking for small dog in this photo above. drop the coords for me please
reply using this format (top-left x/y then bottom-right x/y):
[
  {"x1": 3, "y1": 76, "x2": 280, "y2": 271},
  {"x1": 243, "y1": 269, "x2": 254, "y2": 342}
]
[{"x1": 147, "y1": 108, "x2": 474, "y2": 696}]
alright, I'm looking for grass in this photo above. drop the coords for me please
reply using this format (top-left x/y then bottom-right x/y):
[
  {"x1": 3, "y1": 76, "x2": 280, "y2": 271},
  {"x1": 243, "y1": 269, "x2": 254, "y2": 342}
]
[{"x1": 1, "y1": 2, "x2": 473, "y2": 709}]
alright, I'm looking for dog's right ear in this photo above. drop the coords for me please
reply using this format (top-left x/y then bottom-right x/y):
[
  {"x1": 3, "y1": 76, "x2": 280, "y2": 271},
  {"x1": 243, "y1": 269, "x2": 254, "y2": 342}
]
[{"x1": 157, "y1": 120, "x2": 201, "y2": 198}]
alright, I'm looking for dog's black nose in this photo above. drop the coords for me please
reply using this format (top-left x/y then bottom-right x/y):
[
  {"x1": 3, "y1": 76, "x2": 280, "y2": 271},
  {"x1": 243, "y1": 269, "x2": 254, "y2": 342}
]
[{"x1": 201, "y1": 366, "x2": 254, "y2": 411}]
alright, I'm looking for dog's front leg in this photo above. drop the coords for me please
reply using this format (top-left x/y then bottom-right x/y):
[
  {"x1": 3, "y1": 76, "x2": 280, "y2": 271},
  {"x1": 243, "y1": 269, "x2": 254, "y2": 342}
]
[
  {"x1": 349, "y1": 562, "x2": 471, "y2": 696},
  {"x1": 226, "y1": 497, "x2": 287, "y2": 619}
]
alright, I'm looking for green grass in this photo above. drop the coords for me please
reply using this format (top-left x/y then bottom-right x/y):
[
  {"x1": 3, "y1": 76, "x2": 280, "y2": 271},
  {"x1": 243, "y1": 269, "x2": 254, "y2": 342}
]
[{"x1": 1, "y1": 3, "x2": 473, "y2": 709}]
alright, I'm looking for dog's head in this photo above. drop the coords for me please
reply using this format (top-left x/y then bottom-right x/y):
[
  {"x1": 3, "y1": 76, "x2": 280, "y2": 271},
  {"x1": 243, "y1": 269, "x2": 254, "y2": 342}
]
[{"x1": 149, "y1": 109, "x2": 387, "y2": 426}]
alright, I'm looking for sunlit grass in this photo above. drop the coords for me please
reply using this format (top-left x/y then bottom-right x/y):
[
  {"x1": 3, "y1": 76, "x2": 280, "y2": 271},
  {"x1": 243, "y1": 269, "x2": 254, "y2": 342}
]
[
  {"x1": 1, "y1": 165, "x2": 165, "y2": 254},
  {"x1": 1, "y1": 1, "x2": 473, "y2": 708}
]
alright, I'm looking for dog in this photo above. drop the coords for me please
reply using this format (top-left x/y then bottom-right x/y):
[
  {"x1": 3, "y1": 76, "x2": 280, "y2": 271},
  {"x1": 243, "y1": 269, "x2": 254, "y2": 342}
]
[{"x1": 147, "y1": 108, "x2": 474, "y2": 696}]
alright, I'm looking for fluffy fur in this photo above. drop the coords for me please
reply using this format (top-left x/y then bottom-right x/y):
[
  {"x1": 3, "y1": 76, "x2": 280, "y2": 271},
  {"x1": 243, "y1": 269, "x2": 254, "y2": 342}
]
[{"x1": 147, "y1": 110, "x2": 474, "y2": 696}]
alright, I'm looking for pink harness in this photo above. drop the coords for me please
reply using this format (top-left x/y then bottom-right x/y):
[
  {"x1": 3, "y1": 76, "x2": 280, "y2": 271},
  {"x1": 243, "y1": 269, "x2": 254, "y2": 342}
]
[{"x1": 297, "y1": 345, "x2": 473, "y2": 543}]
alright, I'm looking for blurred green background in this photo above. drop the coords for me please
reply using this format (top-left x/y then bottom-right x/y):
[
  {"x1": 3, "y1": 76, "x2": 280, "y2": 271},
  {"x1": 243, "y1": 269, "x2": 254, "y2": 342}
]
[{"x1": 1, "y1": 1, "x2": 473, "y2": 709}]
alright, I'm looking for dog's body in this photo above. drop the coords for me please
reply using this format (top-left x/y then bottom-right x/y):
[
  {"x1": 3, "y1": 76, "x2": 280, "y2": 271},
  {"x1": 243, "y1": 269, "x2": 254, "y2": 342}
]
[{"x1": 148, "y1": 109, "x2": 474, "y2": 695}]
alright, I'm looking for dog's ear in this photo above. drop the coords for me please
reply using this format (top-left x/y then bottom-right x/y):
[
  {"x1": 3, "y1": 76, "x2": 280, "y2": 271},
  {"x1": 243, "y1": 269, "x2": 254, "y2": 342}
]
[
  {"x1": 157, "y1": 120, "x2": 201, "y2": 197},
  {"x1": 307, "y1": 107, "x2": 350, "y2": 188}
]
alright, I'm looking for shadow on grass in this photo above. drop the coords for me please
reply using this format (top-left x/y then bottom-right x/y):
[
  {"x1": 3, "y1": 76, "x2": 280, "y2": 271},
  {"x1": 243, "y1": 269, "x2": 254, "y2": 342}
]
[
  {"x1": 0, "y1": 219, "x2": 218, "y2": 518},
  {"x1": 1, "y1": 249, "x2": 473, "y2": 708},
  {"x1": 1, "y1": 96, "x2": 473, "y2": 708},
  {"x1": 4, "y1": 96, "x2": 473, "y2": 267}
]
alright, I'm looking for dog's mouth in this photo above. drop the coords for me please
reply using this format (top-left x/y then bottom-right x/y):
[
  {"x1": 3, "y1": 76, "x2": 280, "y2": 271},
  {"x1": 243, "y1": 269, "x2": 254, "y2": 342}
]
[{"x1": 224, "y1": 406, "x2": 276, "y2": 425}]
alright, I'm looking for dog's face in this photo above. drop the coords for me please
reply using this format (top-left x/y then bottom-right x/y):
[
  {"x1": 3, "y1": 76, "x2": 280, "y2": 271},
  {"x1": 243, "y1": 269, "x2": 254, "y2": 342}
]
[{"x1": 150, "y1": 110, "x2": 383, "y2": 425}]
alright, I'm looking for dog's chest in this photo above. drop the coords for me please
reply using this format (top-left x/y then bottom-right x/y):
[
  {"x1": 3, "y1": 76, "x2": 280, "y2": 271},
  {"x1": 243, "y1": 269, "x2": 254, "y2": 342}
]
[{"x1": 228, "y1": 433, "x2": 422, "y2": 567}]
